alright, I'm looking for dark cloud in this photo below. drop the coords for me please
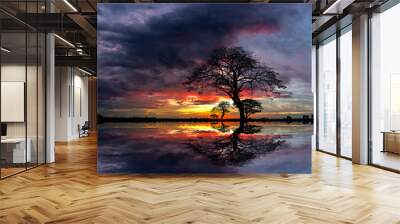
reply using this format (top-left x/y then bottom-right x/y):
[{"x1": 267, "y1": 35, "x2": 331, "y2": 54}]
[
  {"x1": 97, "y1": 3, "x2": 312, "y2": 116},
  {"x1": 99, "y1": 4, "x2": 285, "y2": 69}
]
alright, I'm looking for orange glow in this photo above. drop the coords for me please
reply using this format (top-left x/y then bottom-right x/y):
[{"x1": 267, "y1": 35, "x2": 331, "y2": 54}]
[
  {"x1": 122, "y1": 89, "x2": 306, "y2": 119},
  {"x1": 177, "y1": 104, "x2": 215, "y2": 115},
  {"x1": 124, "y1": 122, "x2": 291, "y2": 141}
]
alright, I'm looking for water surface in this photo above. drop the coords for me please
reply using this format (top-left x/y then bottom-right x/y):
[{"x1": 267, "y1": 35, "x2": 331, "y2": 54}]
[{"x1": 98, "y1": 122, "x2": 312, "y2": 174}]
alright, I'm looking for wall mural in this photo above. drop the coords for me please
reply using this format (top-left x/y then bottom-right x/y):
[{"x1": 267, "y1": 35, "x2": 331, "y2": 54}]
[{"x1": 98, "y1": 3, "x2": 313, "y2": 174}]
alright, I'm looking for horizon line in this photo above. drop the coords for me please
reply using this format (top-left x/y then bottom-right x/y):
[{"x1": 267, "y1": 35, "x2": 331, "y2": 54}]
[{"x1": 98, "y1": 115, "x2": 313, "y2": 120}]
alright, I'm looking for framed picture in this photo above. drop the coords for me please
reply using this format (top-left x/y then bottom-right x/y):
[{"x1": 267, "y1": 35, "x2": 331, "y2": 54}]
[{"x1": 98, "y1": 3, "x2": 312, "y2": 174}]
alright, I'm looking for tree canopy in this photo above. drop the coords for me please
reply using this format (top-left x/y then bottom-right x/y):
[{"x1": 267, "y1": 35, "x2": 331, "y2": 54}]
[
  {"x1": 185, "y1": 47, "x2": 285, "y2": 124},
  {"x1": 211, "y1": 101, "x2": 232, "y2": 120},
  {"x1": 242, "y1": 99, "x2": 263, "y2": 120}
]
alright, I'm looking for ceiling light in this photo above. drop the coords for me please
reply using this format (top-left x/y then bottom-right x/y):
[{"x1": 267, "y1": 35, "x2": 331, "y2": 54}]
[
  {"x1": 322, "y1": 0, "x2": 356, "y2": 15},
  {"x1": 63, "y1": 0, "x2": 78, "y2": 12},
  {"x1": 54, "y1": 34, "x2": 75, "y2": 48},
  {"x1": 1, "y1": 47, "x2": 11, "y2": 53},
  {"x1": 76, "y1": 48, "x2": 85, "y2": 55},
  {"x1": 78, "y1": 67, "x2": 93, "y2": 76},
  {"x1": 322, "y1": 0, "x2": 343, "y2": 15}
]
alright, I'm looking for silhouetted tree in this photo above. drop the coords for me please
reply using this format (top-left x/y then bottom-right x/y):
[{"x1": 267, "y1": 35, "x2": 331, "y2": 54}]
[
  {"x1": 185, "y1": 47, "x2": 285, "y2": 126},
  {"x1": 242, "y1": 99, "x2": 263, "y2": 120},
  {"x1": 186, "y1": 124, "x2": 285, "y2": 166},
  {"x1": 210, "y1": 114, "x2": 218, "y2": 120},
  {"x1": 211, "y1": 101, "x2": 232, "y2": 121},
  {"x1": 210, "y1": 122, "x2": 230, "y2": 133}
]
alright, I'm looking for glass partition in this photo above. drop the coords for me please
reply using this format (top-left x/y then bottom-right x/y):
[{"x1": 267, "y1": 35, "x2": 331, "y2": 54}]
[
  {"x1": 317, "y1": 35, "x2": 337, "y2": 154},
  {"x1": 27, "y1": 30, "x2": 38, "y2": 169},
  {"x1": 1, "y1": 31, "x2": 28, "y2": 177},
  {"x1": 38, "y1": 32, "x2": 45, "y2": 165},
  {"x1": 316, "y1": 25, "x2": 353, "y2": 159},
  {"x1": 0, "y1": 2, "x2": 46, "y2": 179}
]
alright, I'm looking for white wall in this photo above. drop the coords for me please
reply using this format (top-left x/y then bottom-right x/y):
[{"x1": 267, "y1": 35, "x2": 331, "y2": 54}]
[
  {"x1": 1, "y1": 63, "x2": 46, "y2": 164},
  {"x1": 72, "y1": 73, "x2": 89, "y2": 138},
  {"x1": 1, "y1": 64, "x2": 42, "y2": 138},
  {"x1": 55, "y1": 67, "x2": 70, "y2": 141},
  {"x1": 1, "y1": 65, "x2": 26, "y2": 138},
  {"x1": 55, "y1": 67, "x2": 89, "y2": 141}
]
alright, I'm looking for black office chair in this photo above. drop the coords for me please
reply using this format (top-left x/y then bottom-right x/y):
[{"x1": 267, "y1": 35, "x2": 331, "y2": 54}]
[{"x1": 79, "y1": 121, "x2": 90, "y2": 138}]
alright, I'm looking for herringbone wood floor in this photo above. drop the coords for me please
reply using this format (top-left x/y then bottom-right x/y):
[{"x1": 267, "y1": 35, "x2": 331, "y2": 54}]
[{"x1": 1, "y1": 135, "x2": 400, "y2": 224}]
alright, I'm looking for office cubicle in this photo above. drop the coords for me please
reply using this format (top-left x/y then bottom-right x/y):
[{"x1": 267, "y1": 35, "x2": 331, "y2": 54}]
[{"x1": 0, "y1": 1, "x2": 46, "y2": 179}]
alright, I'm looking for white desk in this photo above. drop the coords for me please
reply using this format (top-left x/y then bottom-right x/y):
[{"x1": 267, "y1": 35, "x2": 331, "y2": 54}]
[{"x1": 1, "y1": 138, "x2": 31, "y2": 163}]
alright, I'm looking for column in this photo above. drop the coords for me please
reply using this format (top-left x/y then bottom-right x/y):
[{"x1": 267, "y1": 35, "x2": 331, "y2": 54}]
[{"x1": 352, "y1": 14, "x2": 369, "y2": 164}]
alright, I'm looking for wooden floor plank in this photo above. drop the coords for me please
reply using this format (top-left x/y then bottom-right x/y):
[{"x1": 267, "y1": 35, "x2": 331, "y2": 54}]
[{"x1": 0, "y1": 135, "x2": 400, "y2": 223}]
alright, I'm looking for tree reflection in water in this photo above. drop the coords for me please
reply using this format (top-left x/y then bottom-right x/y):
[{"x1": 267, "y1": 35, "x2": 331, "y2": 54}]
[{"x1": 186, "y1": 123, "x2": 285, "y2": 166}]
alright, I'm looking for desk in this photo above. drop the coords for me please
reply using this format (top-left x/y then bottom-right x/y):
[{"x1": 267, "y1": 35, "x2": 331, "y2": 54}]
[
  {"x1": 382, "y1": 131, "x2": 400, "y2": 154},
  {"x1": 1, "y1": 138, "x2": 31, "y2": 163}
]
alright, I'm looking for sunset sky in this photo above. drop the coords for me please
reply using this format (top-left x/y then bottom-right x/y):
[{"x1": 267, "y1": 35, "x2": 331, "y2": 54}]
[{"x1": 98, "y1": 3, "x2": 312, "y2": 119}]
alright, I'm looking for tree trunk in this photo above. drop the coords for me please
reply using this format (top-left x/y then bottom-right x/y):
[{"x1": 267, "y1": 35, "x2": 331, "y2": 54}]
[
  {"x1": 232, "y1": 128, "x2": 240, "y2": 152},
  {"x1": 237, "y1": 104, "x2": 245, "y2": 121},
  {"x1": 235, "y1": 101, "x2": 245, "y2": 129},
  {"x1": 232, "y1": 93, "x2": 245, "y2": 129},
  {"x1": 244, "y1": 113, "x2": 249, "y2": 122}
]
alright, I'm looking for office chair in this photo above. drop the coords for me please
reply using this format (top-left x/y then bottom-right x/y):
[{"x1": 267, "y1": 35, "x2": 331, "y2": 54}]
[{"x1": 79, "y1": 121, "x2": 90, "y2": 138}]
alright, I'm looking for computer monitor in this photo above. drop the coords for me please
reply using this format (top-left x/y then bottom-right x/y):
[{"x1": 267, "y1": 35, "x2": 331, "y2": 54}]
[{"x1": 1, "y1": 123, "x2": 7, "y2": 137}]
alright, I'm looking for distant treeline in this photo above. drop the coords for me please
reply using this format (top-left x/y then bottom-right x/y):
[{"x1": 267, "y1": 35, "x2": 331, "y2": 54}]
[{"x1": 98, "y1": 115, "x2": 314, "y2": 124}]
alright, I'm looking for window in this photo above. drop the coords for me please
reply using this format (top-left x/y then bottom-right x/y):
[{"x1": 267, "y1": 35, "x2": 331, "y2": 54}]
[
  {"x1": 317, "y1": 35, "x2": 337, "y2": 154},
  {"x1": 316, "y1": 25, "x2": 353, "y2": 158},
  {"x1": 370, "y1": 3, "x2": 400, "y2": 171},
  {"x1": 339, "y1": 27, "x2": 352, "y2": 158}
]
